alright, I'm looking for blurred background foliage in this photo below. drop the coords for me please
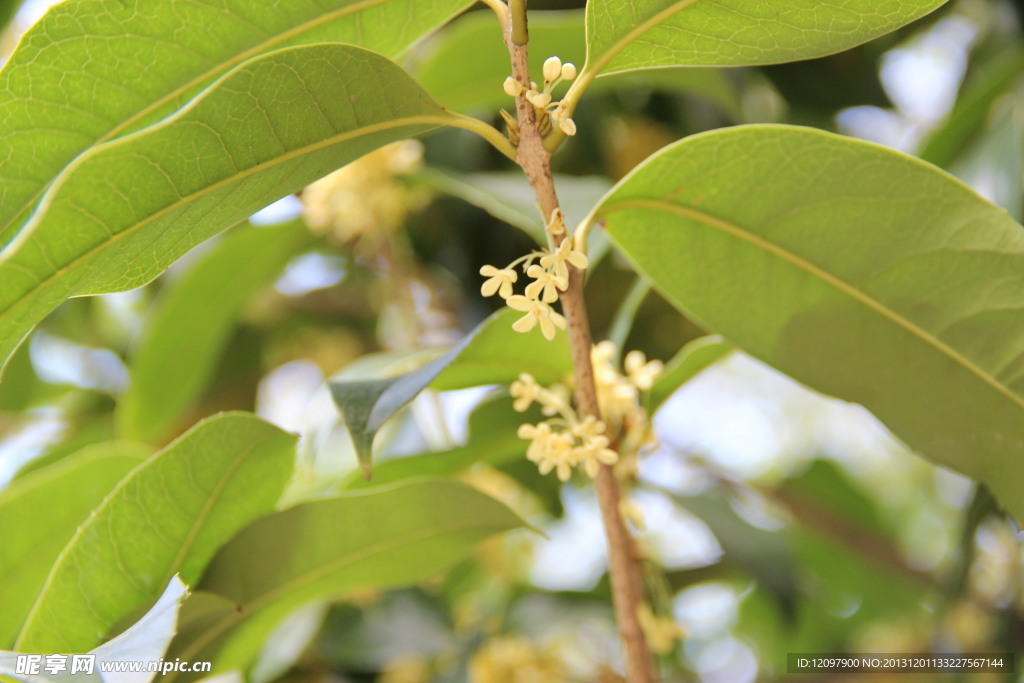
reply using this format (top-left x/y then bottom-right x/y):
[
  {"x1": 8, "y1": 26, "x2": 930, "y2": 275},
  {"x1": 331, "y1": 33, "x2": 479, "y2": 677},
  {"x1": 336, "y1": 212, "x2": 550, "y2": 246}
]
[{"x1": 2, "y1": 0, "x2": 1024, "y2": 680}]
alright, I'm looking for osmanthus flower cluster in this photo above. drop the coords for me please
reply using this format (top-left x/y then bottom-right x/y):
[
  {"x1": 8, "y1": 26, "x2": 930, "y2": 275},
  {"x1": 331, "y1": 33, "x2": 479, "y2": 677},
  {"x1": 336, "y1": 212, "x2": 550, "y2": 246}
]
[
  {"x1": 479, "y1": 210, "x2": 588, "y2": 340},
  {"x1": 301, "y1": 140, "x2": 426, "y2": 249},
  {"x1": 510, "y1": 341, "x2": 663, "y2": 482},
  {"x1": 503, "y1": 56, "x2": 578, "y2": 137}
]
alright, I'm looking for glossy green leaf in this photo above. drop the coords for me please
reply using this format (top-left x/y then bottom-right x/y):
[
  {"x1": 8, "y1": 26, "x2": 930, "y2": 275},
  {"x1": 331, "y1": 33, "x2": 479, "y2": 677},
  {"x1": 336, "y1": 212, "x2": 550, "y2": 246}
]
[
  {"x1": 0, "y1": 442, "x2": 150, "y2": 648},
  {"x1": 0, "y1": 44, "x2": 456, "y2": 375},
  {"x1": 414, "y1": 9, "x2": 737, "y2": 114},
  {"x1": 597, "y1": 124, "x2": 1024, "y2": 518},
  {"x1": 649, "y1": 335, "x2": 733, "y2": 412},
  {"x1": 583, "y1": 0, "x2": 947, "y2": 77},
  {"x1": 16, "y1": 413, "x2": 296, "y2": 653},
  {"x1": 172, "y1": 479, "x2": 524, "y2": 672},
  {"x1": 117, "y1": 221, "x2": 315, "y2": 444},
  {"x1": 0, "y1": 0, "x2": 473, "y2": 244}
]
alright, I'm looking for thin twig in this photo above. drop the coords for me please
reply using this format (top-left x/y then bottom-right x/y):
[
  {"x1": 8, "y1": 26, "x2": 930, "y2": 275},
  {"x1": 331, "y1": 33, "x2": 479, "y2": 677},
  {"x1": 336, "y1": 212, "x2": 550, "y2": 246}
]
[{"x1": 501, "y1": 4, "x2": 657, "y2": 681}]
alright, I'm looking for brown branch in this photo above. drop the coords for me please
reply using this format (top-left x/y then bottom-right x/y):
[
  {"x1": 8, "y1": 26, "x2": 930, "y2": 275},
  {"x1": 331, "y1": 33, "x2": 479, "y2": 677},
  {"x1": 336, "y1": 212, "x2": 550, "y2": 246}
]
[{"x1": 502, "y1": 5, "x2": 657, "y2": 681}]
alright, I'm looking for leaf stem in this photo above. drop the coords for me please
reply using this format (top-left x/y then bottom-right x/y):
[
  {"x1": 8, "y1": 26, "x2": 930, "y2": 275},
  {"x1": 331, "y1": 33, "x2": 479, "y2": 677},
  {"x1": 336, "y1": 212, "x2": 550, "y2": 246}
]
[
  {"x1": 447, "y1": 112, "x2": 518, "y2": 160},
  {"x1": 502, "y1": 4, "x2": 657, "y2": 680},
  {"x1": 477, "y1": 0, "x2": 509, "y2": 26}
]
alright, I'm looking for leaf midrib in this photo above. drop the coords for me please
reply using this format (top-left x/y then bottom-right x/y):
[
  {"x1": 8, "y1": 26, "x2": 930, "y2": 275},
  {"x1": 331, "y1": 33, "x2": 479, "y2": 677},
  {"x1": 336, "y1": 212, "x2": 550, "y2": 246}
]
[
  {"x1": 600, "y1": 197, "x2": 1024, "y2": 414},
  {"x1": 587, "y1": 0, "x2": 701, "y2": 78},
  {"x1": 0, "y1": 0, "x2": 393, "y2": 240},
  {"x1": 0, "y1": 113, "x2": 449, "y2": 335}
]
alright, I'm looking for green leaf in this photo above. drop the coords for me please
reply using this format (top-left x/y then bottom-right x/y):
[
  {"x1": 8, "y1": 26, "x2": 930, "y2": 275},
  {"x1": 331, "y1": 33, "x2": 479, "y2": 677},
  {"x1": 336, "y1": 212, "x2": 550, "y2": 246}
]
[
  {"x1": 16, "y1": 413, "x2": 296, "y2": 653},
  {"x1": 649, "y1": 335, "x2": 733, "y2": 412},
  {"x1": 948, "y1": 96, "x2": 1024, "y2": 222},
  {"x1": 330, "y1": 309, "x2": 571, "y2": 476},
  {"x1": 679, "y1": 491, "x2": 798, "y2": 618},
  {"x1": 117, "y1": 221, "x2": 315, "y2": 444},
  {"x1": 0, "y1": 576, "x2": 188, "y2": 683},
  {"x1": 329, "y1": 332, "x2": 478, "y2": 479},
  {"x1": 918, "y1": 46, "x2": 1024, "y2": 169},
  {"x1": 0, "y1": 0, "x2": 473, "y2": 244},
  {"x1": 0, "y1": 43, "x2": 456, "y2": 375},
  {"x1": 432, "y1": 308, "x2": 572, "y2": 390},
  {"x1": 582, "y1": 0, "x2": 947, "y2": 77},
  {"x1": 171, "y1": 479, "x2": 524, "y2": 673},
  {"x1": 422, "y1": 170, "x2": 612, "y2": 245},
  {"x1": 339, "y1": 395, "x2": 527, "y2": 491},
  {"x1": 82, "y1": 576, "x2": 190, "y2": 678},
  {"x1": 414, "y1": 9, "x2": 737, "y2": 115},
  {"x1": 0, "y1": 343, "x2": 40, "y2": 412},
  {"x1": 0, "y1": 0, "x2": 17, "y2": 35},
  {"x1": 597, "y1": 124, "x2": 1024, "y2": 519},
  {"x1": 0, "y1": 442, "x2": 151, "y2": 648}
]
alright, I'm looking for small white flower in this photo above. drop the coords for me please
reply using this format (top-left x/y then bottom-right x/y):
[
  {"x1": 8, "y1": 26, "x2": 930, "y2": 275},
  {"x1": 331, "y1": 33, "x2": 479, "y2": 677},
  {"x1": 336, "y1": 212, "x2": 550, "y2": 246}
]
[
  {"x1": 479, "y1": 264, "x2": 518, "y2": 299},
  {"x1": 561, "y1": 62, "x2": 577, "y2": 81},
  {"x1": 539, "y1": 239, "x2": 588, "y2": 282},
  {"x1": 506, "y1": 295, "x2": 567, "y2": 340},
  {"x1": 525, "y1": 264, "x2": 566, "y2": 303}
]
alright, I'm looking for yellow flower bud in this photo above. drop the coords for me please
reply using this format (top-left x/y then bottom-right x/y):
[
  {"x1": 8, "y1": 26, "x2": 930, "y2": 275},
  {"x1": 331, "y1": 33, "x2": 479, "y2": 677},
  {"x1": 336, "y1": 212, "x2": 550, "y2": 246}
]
[
  {"x1": 561, "y1": 62, "x2": 577, "y2": 81},
  {"x1": 503, "y1": 76, "x2": 523, "y2": 97},
  {"x1": 543, "y1": 56, "x2": 562, "y2": 82}
]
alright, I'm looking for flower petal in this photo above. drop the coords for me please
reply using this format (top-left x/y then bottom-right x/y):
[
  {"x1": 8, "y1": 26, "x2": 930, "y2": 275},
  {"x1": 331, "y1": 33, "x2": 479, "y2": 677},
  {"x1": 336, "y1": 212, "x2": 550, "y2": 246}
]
[{"x1": 512, "y1": 314, "x2": 537, "y2": 333}]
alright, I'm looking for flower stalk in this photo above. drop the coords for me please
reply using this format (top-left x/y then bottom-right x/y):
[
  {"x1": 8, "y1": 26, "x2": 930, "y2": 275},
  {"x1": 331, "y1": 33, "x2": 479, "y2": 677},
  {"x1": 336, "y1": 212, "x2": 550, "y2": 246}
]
[{"x1": 500, "y1": 2, "x2": 657, "y2": 680}]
